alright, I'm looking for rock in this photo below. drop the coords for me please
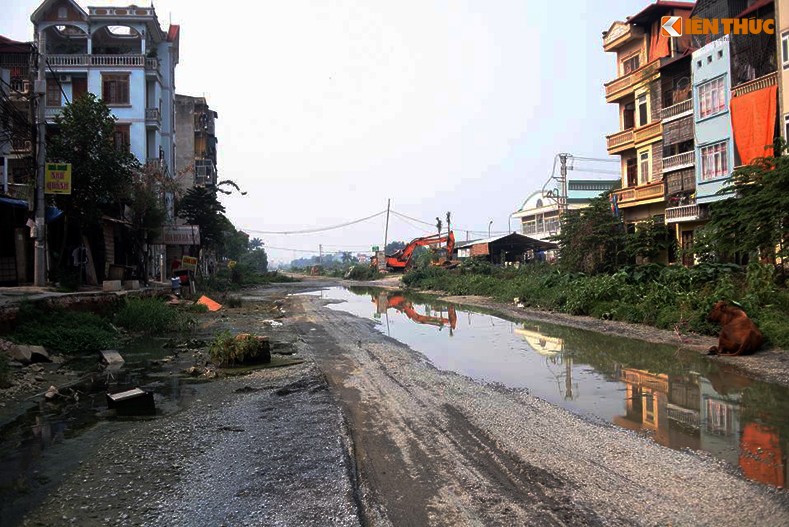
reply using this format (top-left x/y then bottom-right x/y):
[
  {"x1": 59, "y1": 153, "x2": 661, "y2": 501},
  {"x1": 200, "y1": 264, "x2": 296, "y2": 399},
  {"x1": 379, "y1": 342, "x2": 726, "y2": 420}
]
[
  {"x1": 185, "y1": 366, "x2": 204, "y2": 376},
  {"x1": 45, "y1": 385, "x2": 60, "y2": 400},
  {"x1": 99, "y1": 350, "x2": 125, "y2": 365},
  {"x1": 102, "y1": 280, "x2": 122, "y2": 292},
  {"x1": 106, "y1": 388, "x2": 156, "y2": 416}
]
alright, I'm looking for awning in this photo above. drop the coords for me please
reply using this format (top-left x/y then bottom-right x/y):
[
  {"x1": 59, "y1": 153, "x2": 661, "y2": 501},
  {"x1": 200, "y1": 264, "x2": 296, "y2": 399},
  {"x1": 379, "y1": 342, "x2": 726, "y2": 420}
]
[
  {"x1": 0, "y1": 196, "x2": 64, "y2": 223},
  {"x1": 731, "y1": 84, "x2": 777, "y2": 166}
]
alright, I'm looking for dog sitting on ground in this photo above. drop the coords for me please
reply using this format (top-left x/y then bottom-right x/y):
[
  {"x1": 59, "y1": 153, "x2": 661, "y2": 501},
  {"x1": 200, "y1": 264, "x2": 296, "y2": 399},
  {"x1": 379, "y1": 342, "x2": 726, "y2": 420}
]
[{"x1": 707, "y1": 300, "x2": 763, "y2": 356}]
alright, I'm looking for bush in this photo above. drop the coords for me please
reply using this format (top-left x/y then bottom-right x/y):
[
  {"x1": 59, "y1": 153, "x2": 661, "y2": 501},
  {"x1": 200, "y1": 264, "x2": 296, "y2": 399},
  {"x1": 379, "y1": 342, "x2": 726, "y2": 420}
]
[
  {"x1": 209, "y1": 331, "x2": 271, "y2": 366},
  {"x1": 115, "y1": 297, "x2": 187, "y2": 334},
  {"x1": 12, "y1": 302, "x2": 118, "y2": 354},
  {"x1": 345, "y1": 265, "x2": 381, "y2": 281}
]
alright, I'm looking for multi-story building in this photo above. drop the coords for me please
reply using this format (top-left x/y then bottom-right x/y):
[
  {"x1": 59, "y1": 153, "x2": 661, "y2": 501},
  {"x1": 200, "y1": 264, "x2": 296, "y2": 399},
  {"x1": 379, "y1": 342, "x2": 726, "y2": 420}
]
[
  {"x1": 603, "y1": 1, "x2": 695, "y2": 262},
  {"x1": 0, "y1": 36, "x2": 34, "y2": 199},
  {"x1": 175, "y1": 94, "x2": 218, "y2": 191},
  {"x1": 31, "y1": 0, "x2": 179, "y2": 179},
  {"x1": 511, "y1": 178, "x2": 619, "y2": 241}
]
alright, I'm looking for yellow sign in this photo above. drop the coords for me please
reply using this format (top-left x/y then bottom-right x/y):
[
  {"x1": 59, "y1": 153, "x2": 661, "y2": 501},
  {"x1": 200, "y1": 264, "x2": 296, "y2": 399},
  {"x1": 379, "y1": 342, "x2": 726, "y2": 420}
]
[
  {"x1": 227, "y1": 260, "x2": 237, "y2": 269},
  {"x1": 181, "y1": 256, "x2": 198, "y2": 271},
  {"x1": 45, "y1": 163, "x2": 72, "y2": 194}
]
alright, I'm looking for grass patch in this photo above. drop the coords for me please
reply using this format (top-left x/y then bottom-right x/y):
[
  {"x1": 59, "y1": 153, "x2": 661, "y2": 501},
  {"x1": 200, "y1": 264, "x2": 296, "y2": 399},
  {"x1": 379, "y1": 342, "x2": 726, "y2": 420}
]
[
  {"x1": 201, "y1": 270, "x2": 298, "y2": 293},
  {"x1": 115, "y1": 297, "x2": 194, "y2": 334},
  {"x1": 11, "y1": 302, "x2": 118, "y2": 354},
  {"x1": 209, "y1": 331, "x2": 271, "y2": 367},
  {"x1": 402, "y1": 261, "x2": 789, "y2": 346}
]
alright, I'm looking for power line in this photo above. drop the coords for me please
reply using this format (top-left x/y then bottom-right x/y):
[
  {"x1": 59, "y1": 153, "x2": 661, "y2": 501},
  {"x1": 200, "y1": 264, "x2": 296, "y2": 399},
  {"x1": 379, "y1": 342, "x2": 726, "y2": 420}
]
[
  {"x1": 241, "y1": 209, "x2": 386, "y2": 235},
  {"x1": 391, "y1": 210, "x2": 508, "y2": 236}
]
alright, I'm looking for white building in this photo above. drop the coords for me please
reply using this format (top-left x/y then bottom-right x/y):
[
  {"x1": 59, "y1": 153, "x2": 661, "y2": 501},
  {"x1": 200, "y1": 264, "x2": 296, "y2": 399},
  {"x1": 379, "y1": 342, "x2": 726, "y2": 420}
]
[{"x1": 31, "y1": 0, "x2": 179, "y2": 177}]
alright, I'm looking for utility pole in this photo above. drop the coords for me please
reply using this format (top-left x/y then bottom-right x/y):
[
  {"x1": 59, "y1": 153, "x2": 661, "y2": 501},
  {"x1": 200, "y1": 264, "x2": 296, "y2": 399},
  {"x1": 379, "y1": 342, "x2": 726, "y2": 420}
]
[
  {"x1": 558, "y1": 153, "x2": 570, "y2": 217},
  {"x1": 33, "y1": 38, "x2": 47, "y2": 287},
  {"x1": 383, "y1": 198, "x2": 390, "y2": 253},
  {"x1": 319, "y1": 244, "x2": 322, "y2": 265}
]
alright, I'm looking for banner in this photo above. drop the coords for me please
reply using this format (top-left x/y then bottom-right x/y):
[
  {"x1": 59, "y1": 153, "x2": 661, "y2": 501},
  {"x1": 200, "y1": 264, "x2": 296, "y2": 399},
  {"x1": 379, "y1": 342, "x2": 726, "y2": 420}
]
[{"x1": 45, "y1": 163, "x2": 72, "y2": 194}]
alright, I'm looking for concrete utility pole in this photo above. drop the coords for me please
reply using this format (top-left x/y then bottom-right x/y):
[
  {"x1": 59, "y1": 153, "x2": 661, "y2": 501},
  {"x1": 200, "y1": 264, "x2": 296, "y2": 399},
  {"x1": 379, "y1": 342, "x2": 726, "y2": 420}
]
[
  {"x1": 558, "y1": 153, "x2": 570, "y2": 217},
  {"x1": 319, "y1": 244, "x2": 323, "y2": 265},
  {"x1": 383, "y1": 198, "x2": 390, "y2": 254},
  {"x1": 34, "y1": 39, "x2": 47, "y2": 287}
]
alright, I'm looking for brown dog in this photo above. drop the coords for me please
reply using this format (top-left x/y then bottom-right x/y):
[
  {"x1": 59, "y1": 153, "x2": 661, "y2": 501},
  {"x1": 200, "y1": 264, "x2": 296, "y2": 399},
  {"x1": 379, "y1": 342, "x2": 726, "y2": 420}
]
[{"x1": 707, "y1": 301, "x2": 764, "y2": 356}]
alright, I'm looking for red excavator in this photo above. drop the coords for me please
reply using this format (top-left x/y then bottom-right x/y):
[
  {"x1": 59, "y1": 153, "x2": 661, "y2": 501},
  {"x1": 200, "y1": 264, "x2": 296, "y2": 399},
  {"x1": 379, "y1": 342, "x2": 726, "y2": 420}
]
[{"x1": 374, "y1": 231, "x2": 456, "y2": 272}]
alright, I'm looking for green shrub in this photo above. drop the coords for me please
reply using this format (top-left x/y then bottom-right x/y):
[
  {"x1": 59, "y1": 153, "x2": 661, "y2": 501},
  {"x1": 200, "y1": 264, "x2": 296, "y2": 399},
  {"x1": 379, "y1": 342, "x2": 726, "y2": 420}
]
[
  {"x1": 209, "y1": 331, "x2": 271, "y2": 366},
  {"x1": 12, "y1": 303, "x2": 118, "y2": 354},
  {"x1": 115, "y1": 297, "x2": 186, "y2": 334},
  {"x1": 226, "y1": 296, "x2": 243, "y2": 308},
  {"x1": 345, "y1": 265, "x2": 381, "y2": 281}
]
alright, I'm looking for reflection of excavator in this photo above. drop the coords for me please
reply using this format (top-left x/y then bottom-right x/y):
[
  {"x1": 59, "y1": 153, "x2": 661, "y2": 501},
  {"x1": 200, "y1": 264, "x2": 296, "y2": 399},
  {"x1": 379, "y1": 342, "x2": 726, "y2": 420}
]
[
  {"x1": 374, "y1": 231, "x2": 457, "y2": 272},
  {"x1": 373, "y1": 292, "x2": 457, "y2": 331}
]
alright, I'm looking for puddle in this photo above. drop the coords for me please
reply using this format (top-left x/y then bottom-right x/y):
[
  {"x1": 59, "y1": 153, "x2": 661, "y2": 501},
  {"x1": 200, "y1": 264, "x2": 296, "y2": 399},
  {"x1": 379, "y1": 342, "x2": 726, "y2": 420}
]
[
  {"x1": 315, "y1": 286, "x2": 789, "y2": 489},
  {"x1": 0, "y1": 336, "x2": 199, "y2": 523}
]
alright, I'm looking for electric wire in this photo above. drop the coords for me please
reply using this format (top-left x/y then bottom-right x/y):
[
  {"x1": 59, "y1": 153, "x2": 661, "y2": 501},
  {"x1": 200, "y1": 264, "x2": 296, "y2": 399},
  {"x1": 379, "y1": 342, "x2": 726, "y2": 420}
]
[{"x1": 240, "y1": 209, "x2": 386, "y2": 235}]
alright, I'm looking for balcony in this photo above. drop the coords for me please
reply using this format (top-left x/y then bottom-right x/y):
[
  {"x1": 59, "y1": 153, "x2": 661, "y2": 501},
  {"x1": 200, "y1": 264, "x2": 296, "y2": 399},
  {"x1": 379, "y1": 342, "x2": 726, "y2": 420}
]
[
  {"x1": 10, "y1": 138, "x2": 32, "y2": 154},
  {"x1": 8, "y1": 79, "x2": 30, "y2": 100},
  {"x1": 661, "y1": 98, "x2": 692, "y2": 122},
  {"x1": 604, "y1": 60, "x2": 659, "y2": 102},
  {"x1": 662, "y1": 151, "x2": 694, "y2": 173},
  {"x1": 606, "y1": 128, "x2": 634, "y2": 154},
  {"x1": 145, "y1": 57, "x2": 159, "y2": 73},
  {"x1": 665, "y1": 204, "x2": 708, "y2": 223},
  {"x1": 614, "y1": 180, "x2": 665, "y2": 207},
  {"x1": 145, "y1": 107, "x2": 161, "y2": 127},
  {"x1": 665, "y1": 168, "x2": 696, "y2": 195},
  {"x1": 732, "y1": 72, "x2": 777, "y2": 98},
  {"x1": 146, "y1": 157, "x2": 169, "y2": 176},
  {"x1": 634, "y1": 121, "x2": 662, "y2": 145},
  {"x1": 44, "y1": 107, "x2": 62, "y2": 119},
  {"x1": 194, "y1": 158, "x2": 217, "y2": 187},
  {"x1": 46, "y1": 54, "x2": 146, "y2": 68}
]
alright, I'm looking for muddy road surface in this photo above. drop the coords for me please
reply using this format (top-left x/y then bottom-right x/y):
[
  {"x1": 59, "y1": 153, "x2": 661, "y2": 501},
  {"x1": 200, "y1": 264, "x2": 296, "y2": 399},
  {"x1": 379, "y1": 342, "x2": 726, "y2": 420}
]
[
  {"x1": 291, "y1": 283, "x2": 789, "y2": 526},
  {"x1": 7, "y1": 280, "x2": 789, "y2": 526}
]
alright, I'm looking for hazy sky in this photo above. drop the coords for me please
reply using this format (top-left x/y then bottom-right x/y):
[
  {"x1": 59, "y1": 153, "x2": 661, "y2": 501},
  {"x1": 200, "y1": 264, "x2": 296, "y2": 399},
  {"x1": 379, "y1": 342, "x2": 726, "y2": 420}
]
[{"x1": 5, "y1": 0, "x2": 653, "y2": 264}]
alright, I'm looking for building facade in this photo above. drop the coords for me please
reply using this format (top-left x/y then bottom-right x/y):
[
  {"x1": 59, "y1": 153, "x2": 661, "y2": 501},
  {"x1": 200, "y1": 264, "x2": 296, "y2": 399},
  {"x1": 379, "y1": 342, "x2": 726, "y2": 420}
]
[
  {"x1": 174, "y1": 94, "x2": 218, "y2": 191},
  {"x1": 511, "y1": 178, "x2": 619, "y2": 241},
  {"x1": 604, "y1": 2, "x2": 695, "y2": 242},
  {"x1": 30, "y1": 0, "x2": 179, "y2": 177},
  {"x1": 0, "y1": 36, "x2": 34, "y2": 199}
]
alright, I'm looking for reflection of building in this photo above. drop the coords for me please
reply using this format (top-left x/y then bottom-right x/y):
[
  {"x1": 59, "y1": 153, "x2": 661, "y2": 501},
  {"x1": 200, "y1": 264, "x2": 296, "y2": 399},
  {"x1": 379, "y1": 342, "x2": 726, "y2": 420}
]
[
  {"x1": 514, "y1": 327, "x2": 563, "y2": 357},
  {"x1": 615, "y1": 369, "x2": 672, "y2": 446},
  {"x1": 700, "y1": 377, "x2": 741, "y2": 466},
  {"x1": 516, "y1": 325, "x2": 576, "y2": 400}
]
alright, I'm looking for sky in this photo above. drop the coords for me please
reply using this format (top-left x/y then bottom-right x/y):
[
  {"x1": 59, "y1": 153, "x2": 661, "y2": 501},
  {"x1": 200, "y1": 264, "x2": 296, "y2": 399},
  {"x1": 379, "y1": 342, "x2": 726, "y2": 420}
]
[{"x1": 4, "y1": 0, "x2": 655, "y2": 264}]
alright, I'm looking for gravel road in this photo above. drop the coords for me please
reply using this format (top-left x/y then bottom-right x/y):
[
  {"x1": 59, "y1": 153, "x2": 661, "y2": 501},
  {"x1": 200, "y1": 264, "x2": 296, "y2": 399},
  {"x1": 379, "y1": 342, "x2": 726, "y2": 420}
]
[{"x1": 11, "y1": 282, "x2": 789, "y2": 526}]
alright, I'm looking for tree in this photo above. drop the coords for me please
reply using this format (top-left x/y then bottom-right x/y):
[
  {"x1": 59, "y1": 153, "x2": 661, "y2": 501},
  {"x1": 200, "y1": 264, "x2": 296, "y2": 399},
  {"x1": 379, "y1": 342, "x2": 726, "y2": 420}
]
[
  {"x1": 249, "y1": 237, "x2": 264, "y2": 250},
  {"x1": 624, "y1": 216, "x2": 673, "y2": 263},
  {"x1": 177, "y1": 186, "x2": 227, "y2": 251},
  {"x1": 385, "y1": 241, "x2": 406, "y2": 254},
  {"x1": 553, "y1": 192, "x2": 626, "y2": 274},
  {"x1": 48, "y1": 94, "x2": 139, "y2": 228},
  {"x1": 700, "y1": 147, "x2": 789, "y2": 267},
  {"x1": 239, "y1": 247, "x2": 268, "y2": 273}
]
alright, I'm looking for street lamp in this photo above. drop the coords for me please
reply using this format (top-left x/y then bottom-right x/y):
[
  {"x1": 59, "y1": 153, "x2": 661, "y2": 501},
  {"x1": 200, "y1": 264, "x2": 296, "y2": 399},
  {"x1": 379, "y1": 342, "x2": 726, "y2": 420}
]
[{"x1": 488, "y1": 220, "x2": 493, "y2": 238}]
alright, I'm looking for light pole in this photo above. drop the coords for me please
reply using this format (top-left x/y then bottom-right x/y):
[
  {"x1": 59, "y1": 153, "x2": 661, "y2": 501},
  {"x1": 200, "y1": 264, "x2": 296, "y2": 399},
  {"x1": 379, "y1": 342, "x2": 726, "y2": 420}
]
[{"x1": 488, "y1": 220, "x2": 493, "y2": 238}]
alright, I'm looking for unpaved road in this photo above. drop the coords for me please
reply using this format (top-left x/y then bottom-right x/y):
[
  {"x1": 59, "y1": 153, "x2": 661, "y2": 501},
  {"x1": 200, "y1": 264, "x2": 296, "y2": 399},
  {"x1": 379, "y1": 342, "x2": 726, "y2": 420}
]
[
  {"x1": 10, "y1": 281, "x2": 789, "y2": 526},
  {"x1": 291, "y1": 284, "x2": 789, "y2": 526}
]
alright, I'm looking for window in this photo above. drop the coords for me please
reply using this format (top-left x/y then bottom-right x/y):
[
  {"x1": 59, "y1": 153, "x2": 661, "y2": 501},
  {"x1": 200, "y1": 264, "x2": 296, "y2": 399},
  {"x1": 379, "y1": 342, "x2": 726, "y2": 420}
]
[
  {"x1": 102, "y1": 74, "x2": 130, "y2": 105},
  {"x1": 113, "y1": 124, "x2": 130, "y2": 153},
  {"x1": 783, "y1": 32, "x2": 789, "y2": 69},
  {"x1": 46, "y1": 79, "x2": 61, "y2": 106},
  {"x1": 58, "y1": 6, "x2": 67, "y2": 19},
  {"x1": 785, "y1": 114, "x2": 789, "y2": 141},
  {"x1": 698, "y1": 77, "x2": 726, "y2": 118},
  {"x1": 639, "y1": 150, "x2": 650, "y2": 185},
  {"x1": 623, "y1": 102, "x2": 635, "y2": 129},
  {"x1": 700, "y1": 141, "x2": 728, "y2": 181},
  {"x1": 622, "y1": 54, "x2": 640, "y2": 75},
  {"x1": 637, "y1": 94, "x2": 648, "y2": 127},
  {"x1": 626, "y1": 158, "x2": 638, "y2": 187}
]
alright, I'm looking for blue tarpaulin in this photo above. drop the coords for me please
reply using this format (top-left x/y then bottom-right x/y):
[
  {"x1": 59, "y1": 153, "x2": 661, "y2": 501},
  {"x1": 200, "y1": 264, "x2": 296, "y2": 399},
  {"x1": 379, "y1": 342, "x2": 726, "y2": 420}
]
[{"x1": 0, "y1": 196, "x2": 64, "y2": 223}]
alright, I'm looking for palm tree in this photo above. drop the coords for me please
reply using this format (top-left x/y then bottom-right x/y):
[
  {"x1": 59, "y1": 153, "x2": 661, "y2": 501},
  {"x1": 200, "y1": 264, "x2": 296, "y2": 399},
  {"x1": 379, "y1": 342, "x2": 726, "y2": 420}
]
[{"x1": 249, "y1": 237, "x2": 264, "y2": 251}]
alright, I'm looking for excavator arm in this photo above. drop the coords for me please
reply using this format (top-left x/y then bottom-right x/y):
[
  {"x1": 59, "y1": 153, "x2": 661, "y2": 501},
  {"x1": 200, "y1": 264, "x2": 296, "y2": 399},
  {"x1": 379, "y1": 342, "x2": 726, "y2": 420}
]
[{"x1": 386, "y1": 231, "x2": 456, "y2": 270}]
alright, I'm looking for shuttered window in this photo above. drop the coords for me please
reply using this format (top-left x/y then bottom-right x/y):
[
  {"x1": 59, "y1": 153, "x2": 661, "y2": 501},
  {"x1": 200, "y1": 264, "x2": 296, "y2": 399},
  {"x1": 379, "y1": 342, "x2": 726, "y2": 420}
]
[{"x1": 102, "y1": 74, "x2": 130, "y2": 105}]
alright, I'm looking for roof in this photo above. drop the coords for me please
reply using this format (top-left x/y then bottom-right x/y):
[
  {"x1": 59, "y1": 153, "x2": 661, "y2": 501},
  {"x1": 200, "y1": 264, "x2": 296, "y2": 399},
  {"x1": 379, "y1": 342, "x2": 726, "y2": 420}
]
[
  {"x1": 628, "y1": 1, "x2": 695, "y2": 26},
  {"x1": 0, "y1": 35, "x2": 32, "y2": 53},
  {"x1": 167, "y1": 24, "x2": 180, "y2": 42},
  {"x1": 31, "y1": 0, "x2": 88, "y2": 23},
  {"x1": 455, "y1": 232, "x2": 557, "y2": 250}
]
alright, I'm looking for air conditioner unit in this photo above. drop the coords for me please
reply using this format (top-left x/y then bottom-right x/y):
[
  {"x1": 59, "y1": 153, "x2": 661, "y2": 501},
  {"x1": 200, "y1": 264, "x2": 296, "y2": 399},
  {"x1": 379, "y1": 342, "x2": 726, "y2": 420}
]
[{"x1": 59, "y1": 75, "x2": 71, "y2": 83}]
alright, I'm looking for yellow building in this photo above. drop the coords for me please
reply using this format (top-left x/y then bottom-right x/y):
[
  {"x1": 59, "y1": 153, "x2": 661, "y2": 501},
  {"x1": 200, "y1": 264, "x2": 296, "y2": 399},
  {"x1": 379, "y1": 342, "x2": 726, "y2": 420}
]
[{"x1": 602, "y1": 2, "x2": 695, "y2": 261}]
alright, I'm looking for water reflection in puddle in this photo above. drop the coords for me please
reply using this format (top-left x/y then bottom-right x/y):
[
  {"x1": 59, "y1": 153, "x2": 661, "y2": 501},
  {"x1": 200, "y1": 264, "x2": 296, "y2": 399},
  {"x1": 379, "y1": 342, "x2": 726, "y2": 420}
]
[{"x1": 315, "y1": 286, "x2": 789, "y2": 489}]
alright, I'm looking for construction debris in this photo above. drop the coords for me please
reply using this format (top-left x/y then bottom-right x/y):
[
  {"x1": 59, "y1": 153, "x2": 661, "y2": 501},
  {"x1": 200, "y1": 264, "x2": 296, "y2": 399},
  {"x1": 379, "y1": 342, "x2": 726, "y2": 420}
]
[{"x1": 106, "y1": 388, "x2": 156, "y2": 416}]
